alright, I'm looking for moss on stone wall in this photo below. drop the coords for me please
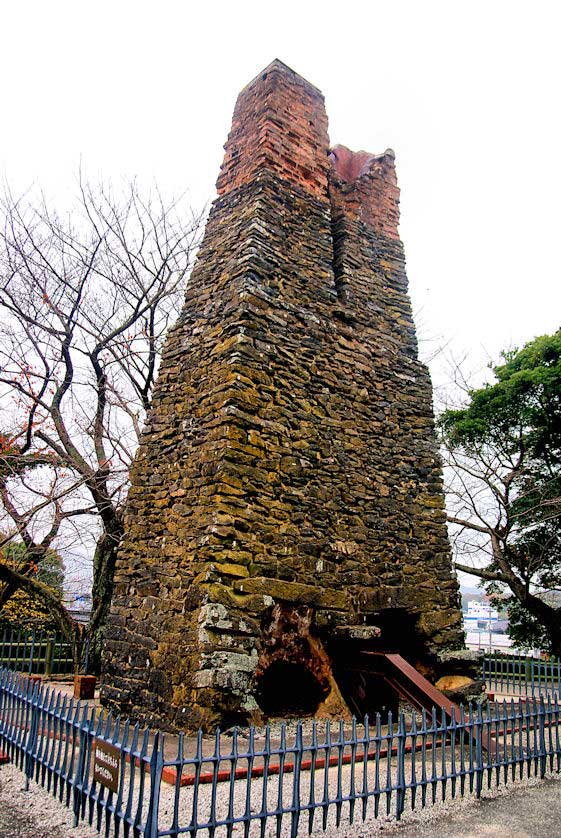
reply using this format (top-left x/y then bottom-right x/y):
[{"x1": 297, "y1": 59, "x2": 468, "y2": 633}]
[{"x1": 100, "y1": 60, "x2": 464, "y2": 731}]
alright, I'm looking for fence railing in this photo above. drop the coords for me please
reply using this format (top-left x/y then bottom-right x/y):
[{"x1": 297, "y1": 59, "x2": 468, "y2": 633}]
[
  {"x1": 0, "y1": 668, "x2": 157, "y2": 835},
  {"x1": 483, "y1": 654, "x2": 561, "y2": 699},
  {"x1": 2, "y1": 666, "x2": 561, "y2": 837},
  {"x1": 0, "y1": 629, "x2": 75, "y2": 675}
]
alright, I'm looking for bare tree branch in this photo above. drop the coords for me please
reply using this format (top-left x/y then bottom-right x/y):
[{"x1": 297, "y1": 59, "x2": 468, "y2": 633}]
[{"x1": 0, "y1": 177, "x2": 204, "y2": 669}]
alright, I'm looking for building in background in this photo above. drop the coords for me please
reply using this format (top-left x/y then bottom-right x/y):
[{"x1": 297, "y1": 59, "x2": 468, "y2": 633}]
[{"x1": 462, "y1": 598, "x2": 541, "y2": 656}]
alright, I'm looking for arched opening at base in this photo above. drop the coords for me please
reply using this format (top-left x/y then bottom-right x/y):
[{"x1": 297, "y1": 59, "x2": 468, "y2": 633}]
[{"x1": 256, "y1": 661, "x2": 326, "y2": 717}]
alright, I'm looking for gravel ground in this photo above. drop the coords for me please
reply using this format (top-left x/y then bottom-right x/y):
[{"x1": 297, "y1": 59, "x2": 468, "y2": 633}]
[
  {"x1": 0, "y1": 761, "x2": 98, "y2": 838},
  {"x1": 2, "y1": 756, "x2": 561, "y2": 838}
]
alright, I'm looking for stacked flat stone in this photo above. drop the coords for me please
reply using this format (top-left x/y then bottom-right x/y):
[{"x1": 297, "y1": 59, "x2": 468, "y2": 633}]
[{"x1": 100, "y1": 60, "x2": 465, "y2": 731}]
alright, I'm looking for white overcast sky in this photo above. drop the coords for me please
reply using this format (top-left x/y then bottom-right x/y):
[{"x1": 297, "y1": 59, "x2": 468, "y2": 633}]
[
  {"x1": 2, "y1": 0, "x2": 559, "y2": 595},
  {"x1": 1, "y1": 0, "x2": 559, "y2": 384}
]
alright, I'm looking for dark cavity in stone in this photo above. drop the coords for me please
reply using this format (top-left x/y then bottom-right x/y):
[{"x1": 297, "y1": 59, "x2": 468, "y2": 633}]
[{"x1": 256, "y1": 661, "x2": 326, "y2": 717}]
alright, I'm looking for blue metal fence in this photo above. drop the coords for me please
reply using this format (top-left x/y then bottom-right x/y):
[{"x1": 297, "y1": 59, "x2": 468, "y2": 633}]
[
  {"x1": 2, "y1": 665, "x2": 561, "y2": 837},
  {"x1": 483, "y1": 654, "x2": 561, "y2": 699},
  {"x1": 0, "y1": 669, "x2": 157, "y2": 835}
]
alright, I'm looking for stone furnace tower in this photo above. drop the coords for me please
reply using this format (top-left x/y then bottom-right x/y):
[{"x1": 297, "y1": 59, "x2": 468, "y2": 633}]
[{"x1": 101, "y1": 60, "x2": 465, "y2": 731}]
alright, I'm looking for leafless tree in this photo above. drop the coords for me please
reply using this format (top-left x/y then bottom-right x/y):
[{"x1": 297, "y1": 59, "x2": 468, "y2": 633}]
[
  {"x1": 442, "y1": 435, "x2": 561, "y2": 651},
  {"x1": 0, "y1": 178, "x2": 203, "y2": 667},
  {"x1": 439, "y1": 340, "x2": 561, "y2": 654}
]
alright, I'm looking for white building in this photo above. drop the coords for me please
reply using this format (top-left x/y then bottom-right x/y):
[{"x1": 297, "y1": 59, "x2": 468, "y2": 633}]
[
  {"x1": 463, "y1": 600, "x2": 512, "y2": 652},
  {"x1": 463, "y1": 600, "x2": 499, "y2": 632},
  {"x1": 462, "y1": 600, "x2": 541, "y2": 656}
]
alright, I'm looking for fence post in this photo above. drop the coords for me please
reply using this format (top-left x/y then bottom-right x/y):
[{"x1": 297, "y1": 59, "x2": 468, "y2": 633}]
[
  {"x1": 72, "y1": 705, "x2": 90, "y2": 827},
  {"x1": 44, "y1": 639, "x2": 54, "y2": 678},
  {"x1": 290, "y1": 722, "x2": 304, "y2": 838},
  {"x1": 539, "y1": 696, "x2": 547, "y2": 778},
  {"x1": 396, "y1": 712, "x2": 406, "y2": 819},
  {"x1": 28, "y1": 632, "x2": 35, "y2": 676},
  {"x1": 25, "y1": 681, "x2": 39, "y2": 791},
  {"x1": 145, "y1": 731, "x2": 163, "y2": 838},
  {"x1": 475, "y1": 703, "x2": 484, "y2": 798}
]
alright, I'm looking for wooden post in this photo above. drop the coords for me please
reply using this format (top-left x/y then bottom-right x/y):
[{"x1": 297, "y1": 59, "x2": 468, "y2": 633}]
[{"x1": 73, "y1": 674, "x2": 97, "y2": 700}]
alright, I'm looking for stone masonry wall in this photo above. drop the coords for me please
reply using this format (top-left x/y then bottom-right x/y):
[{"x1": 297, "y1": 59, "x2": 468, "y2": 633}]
[{"x1": 100, "y1": 60, "x2": 464, "y2": 731}]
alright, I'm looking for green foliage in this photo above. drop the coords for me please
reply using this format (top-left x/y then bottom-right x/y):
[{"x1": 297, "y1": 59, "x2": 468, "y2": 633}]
[
  {"x1": 504, "y1": 598, "x2": 557, "y2": 654},
  {"x1": 2, "y1": 541, "x2": 64, "y2": 592},
  {"x1": 0, "y1": 590, "x2": 59, "y2": 631},
  {"x1": 0, "y1": 433, "x2": 54, "y2": 479},
  {"x1": 0, "y1": 541, "x2": 64, "y2": 631},
  {"x1": 441, "y1": 329, "x2": 561, "y2": 462}
]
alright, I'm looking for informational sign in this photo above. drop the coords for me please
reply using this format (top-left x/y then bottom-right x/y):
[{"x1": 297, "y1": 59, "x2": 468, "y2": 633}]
[{"x1": 93, "y1": 739, "x2": 120, "y2": 793}]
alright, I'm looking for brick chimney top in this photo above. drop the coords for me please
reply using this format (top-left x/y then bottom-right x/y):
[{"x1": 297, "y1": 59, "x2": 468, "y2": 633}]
[
  {"x1": 329, "y1": 145, "x2": 396, "y2": 183},
  {"x1": 216, "y1": 59, "x2": 330, "y2": 199},
  {"x1": 240, "y1": 59, "x2": 324, "y2": 98}
]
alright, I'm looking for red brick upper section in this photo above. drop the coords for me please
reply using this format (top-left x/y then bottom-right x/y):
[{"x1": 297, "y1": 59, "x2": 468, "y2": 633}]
[
  {"x1": 216, "y1": 59, "x2": 330, "y2": 200},
  {"x1": 329, "y1": 145, "x2": 400, "y2": 240},
  {"x1": 329, "y1": 146, "x2": 378, "y2": 182},
  {"x1": 216, "y1": 62, "x2": 400, "y2": 238}
]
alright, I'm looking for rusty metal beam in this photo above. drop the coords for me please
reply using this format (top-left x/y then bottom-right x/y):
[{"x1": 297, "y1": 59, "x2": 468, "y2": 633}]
[{"x1": 360, "y1": 651, "x2": 492, "y2": 753}]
